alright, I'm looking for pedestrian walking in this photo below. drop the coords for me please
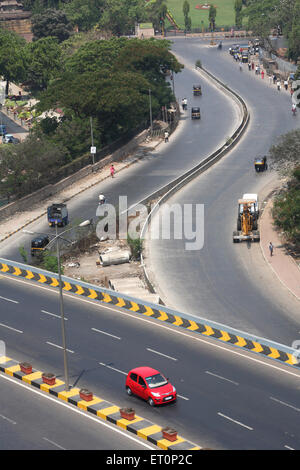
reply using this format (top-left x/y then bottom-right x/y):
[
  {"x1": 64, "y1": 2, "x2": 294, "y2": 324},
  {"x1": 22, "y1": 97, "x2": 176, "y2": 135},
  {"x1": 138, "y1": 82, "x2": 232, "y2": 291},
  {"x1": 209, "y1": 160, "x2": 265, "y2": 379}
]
[
  {"x1": 284, "y1": 79, "x2": 288, "y2": 91},
  {"x1": 164, "y1": 130, "x2": 169, "y2": 143},
  {"x1": 261, "y1": 69, "x2": 264, "y2": 79},
  {"x1": 110, "y1": 164, "x2": 115, "y2": 178},
  {"x1": 273, "y1": 74, "x2": 277, "y2": 84},
  {"x1": 255, "y1": 65, "x2": 258, "y2": 75},
  {"x1": 248, "y1": 62, "x2": 251, "y2": 71},
  {"x1": 269, "y1": 242, "x2": 274, "y2": 257},
  {"x1": 277, "y1": 80, "x2": 281, "y2": 91},
  {"x1": 251, "y1": 61, "x2": 254, "y2": 71},
  {"x1": 268, "y1": 75, "x2": 272, "y2": 85}
]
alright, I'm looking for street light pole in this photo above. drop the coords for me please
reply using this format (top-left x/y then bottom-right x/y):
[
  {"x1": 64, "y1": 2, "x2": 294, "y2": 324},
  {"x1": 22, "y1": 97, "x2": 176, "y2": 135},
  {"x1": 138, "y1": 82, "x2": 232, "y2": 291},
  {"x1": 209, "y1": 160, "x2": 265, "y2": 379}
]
[
  {"x1": 55, "y1": 221, "x2": 70, "y2": 392},
  {"x1": 23, "y1": 219, "x2": 92, "y2": 392}
]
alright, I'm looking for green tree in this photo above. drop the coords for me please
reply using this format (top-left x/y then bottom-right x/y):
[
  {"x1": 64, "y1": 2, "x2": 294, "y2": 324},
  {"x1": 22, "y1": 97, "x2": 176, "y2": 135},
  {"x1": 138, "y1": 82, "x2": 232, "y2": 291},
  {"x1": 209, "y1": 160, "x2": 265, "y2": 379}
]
[
  {"x1": 98, "y1": 0, "x2": 146, "y2": 36},
  {"x1": 62, "y1": 0, "x2": 105, "y2": 31},
  {"x1": 31, "y1": 8, "x2": 73, "y2": 42},
  {"x1": 268, "y1": 128, "x2": 300, "y2": 173},
  {"x1": 183, "y1": 0, "x2": 192, "y2": 31},
  {"x1": 24, "y1": 37, "x2": 62, "y2": 92},
  {"x1": 0, "y1": 135, "x2": 65, "y2": 199},
  {"x1": 272, "y1": 169, "x2": 300, "y2": 248},
  {"x1": 143, "y1": 0, "x2": 167, "y2": 31},
  {"x1": 63, "y1": 37, "x2": 128, "y2": 74},
  {"x1": 209, "y1": 4, "x2": 217, "y2": 31},
  {"x1": 288, "y1": 0, "x2": 300, "y2": 61},
  {"x1": 0, "y1": 30, "x2": 26, "y2": 95},
  {"x1": 234, "y1": 0, "x2": 243, "y2": 28}
]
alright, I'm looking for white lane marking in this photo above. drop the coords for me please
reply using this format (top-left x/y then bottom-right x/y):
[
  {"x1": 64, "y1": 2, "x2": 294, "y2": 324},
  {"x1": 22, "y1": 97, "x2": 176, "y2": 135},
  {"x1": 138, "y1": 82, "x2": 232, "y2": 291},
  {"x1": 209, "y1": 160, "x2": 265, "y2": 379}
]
[
  {"x1": 0, "y1": 413, "x2": 17, "y2": 425},
  {"x1": 270, "y1": 397, "x2": 300, "y2": 413},
  {"x1": 41, "y1": 310, "x2": 68, "y2": 320},
  {"x1": 3, "y1": 274, "x2": 300, "y2": 382},
  {"x1": 205, "y1": 370, "x2": 239, "y2": 386},
  {"x1": 42, "y1": 437, "x2": 66, "y2": 450},
  {"x1": 217, "y1": 412, "x2": 253, "y2": 431},
  {"x1": 0, "y1": 322, "x2": 23, "y2": 334},
  {"x1": 284, "y1": 445, "x2": 295, "y2": 450},
  {"x1": 0, "y1": 295, "x2": 19, "y2": 304},
  {"x1": 46, "y1": 341, "x2": 74, "y2": 354},
  {"x1": 146, "y1": 348, "x2": 177, "y2": 361},
  {"x1": 91, "y1": 328, "x2": 121, "y2": 340},
  {"x1": 0, "y1": 373, "x2": 156, "y2": 450},
  {"x1": 177, "y1": 394, "x2": 189, "y2": 401},
  {"x1": 99, "y1": 362, "x2": 127, "y2": 375}
]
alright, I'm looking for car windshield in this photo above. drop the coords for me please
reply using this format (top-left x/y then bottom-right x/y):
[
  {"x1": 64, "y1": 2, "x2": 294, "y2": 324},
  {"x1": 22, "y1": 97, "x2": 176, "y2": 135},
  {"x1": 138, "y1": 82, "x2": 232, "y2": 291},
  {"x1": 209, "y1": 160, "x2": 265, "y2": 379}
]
[{"x1": 145, "y1": 373, "x2": 168, "y2": 389}]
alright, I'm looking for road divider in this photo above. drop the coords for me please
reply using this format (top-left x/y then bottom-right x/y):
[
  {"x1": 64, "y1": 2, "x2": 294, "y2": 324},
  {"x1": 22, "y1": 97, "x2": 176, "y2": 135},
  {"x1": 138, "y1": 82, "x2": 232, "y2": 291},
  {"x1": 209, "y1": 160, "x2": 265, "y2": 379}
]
[
  {"x1": 0, "y1": 355, "x2": 200, "y2": 450},
  {"x1": 0, "y1": 257, "x2": 299, "y2": 369}
]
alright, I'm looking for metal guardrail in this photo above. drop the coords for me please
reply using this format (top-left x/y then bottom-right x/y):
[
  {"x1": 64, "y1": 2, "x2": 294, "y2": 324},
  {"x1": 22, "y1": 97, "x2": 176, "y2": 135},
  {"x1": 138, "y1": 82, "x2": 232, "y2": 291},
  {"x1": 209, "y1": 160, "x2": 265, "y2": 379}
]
[{"x1": 0, "y1": 257, "x2": 299, "y2": 368}]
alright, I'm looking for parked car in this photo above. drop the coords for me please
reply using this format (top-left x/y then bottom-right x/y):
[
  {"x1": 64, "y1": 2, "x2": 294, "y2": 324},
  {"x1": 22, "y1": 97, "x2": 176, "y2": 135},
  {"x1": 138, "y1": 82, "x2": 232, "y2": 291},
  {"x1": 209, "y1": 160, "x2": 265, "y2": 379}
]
[
  {"x1": 2, "y1": 134, "x2": 20, "y2": 144},
  {"x1": 126, "y1": 366, "x2": 177, "y2": 406}
]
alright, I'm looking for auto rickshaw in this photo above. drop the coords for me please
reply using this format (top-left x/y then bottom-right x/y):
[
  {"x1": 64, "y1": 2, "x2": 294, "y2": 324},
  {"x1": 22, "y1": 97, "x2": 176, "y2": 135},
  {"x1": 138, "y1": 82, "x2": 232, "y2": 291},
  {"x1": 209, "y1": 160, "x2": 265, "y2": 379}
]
[
  {"x1": 31, "y1": 235, "x2": 50, "y2": 256},
  {"x1": 191, "y1": 107, "x2": 201, "y2": 119},
  {"x1": 254, "y1": 156, "x2": 267, "y2": 172},
  {"x1": 193, "y1": 85, "x2": 202, "y2": 96}
]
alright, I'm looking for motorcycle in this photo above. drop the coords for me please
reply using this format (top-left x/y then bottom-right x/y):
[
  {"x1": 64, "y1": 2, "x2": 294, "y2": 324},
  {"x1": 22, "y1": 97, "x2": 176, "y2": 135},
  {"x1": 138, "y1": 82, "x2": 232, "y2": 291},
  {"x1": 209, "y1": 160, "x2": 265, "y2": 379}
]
[{"x1": 218, "y1": 42, "x2": 222, "y2": 50}]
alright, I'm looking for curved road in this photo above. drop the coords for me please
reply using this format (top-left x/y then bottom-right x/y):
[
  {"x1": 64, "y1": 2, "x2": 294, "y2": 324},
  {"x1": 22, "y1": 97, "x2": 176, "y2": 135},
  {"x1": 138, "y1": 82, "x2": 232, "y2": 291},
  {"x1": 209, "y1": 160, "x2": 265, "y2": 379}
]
[
  {"x1": 0, "y1": 275, "x2": 300, "y2": 449},
  {"x1": 147, "y1": 38, "x2": 300, "y2": 344}
]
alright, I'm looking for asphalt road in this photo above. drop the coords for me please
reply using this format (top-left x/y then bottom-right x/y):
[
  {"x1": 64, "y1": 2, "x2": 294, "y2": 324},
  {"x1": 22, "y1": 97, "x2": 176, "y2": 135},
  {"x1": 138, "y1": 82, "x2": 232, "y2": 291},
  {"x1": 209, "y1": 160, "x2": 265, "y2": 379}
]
[
  {"x1": 146, "y1": 38, "x2": 300, "y2": 344},
  {"x1": 0, "y1": 51, "x2": 239, "y2": 262},
  {"x1": 0, "y1": 274, "x2": 300, "y2": 450},
  {"x1": 0, "y1": 372, "x2": 155, "y2": 450}
]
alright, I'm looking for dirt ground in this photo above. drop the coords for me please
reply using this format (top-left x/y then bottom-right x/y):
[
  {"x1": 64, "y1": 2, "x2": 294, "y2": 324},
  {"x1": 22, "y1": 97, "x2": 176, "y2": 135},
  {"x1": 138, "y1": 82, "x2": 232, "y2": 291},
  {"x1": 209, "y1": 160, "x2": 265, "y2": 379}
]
[{"x1": 63, "y1": 237, "x2": 144, "y2": 288}]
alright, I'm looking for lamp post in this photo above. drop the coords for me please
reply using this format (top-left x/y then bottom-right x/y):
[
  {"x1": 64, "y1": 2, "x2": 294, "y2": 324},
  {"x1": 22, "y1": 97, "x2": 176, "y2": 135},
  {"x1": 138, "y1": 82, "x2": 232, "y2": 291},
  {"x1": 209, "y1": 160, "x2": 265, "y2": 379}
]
[{"x1": 23, "y1": 219, "x2": 92, "y2": 391}]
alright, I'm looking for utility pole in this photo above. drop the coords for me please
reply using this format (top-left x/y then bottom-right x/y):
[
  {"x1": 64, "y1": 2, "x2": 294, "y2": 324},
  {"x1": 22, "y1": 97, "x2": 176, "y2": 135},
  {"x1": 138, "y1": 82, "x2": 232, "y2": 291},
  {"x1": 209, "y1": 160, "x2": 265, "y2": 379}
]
[
  {"x1": 149, "y1": 89, "x2": 153, "y2": 135},
  {"x1": 90, "y1": 117, "x2": 96, "y2": 171}
]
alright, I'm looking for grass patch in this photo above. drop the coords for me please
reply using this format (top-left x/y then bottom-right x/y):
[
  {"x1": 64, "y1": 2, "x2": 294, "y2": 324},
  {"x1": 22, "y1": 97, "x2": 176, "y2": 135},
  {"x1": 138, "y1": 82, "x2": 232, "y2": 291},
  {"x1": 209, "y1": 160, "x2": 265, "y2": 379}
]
[{"x1": 166, "y1": 0, "x2": 236, "y2": 29}]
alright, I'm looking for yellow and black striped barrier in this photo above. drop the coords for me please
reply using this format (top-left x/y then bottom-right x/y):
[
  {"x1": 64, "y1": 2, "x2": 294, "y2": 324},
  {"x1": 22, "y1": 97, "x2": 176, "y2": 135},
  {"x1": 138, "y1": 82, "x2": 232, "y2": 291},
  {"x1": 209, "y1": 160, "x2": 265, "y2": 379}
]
[
  {"x1": 0, "y1": 356, "x2": 200, "y2": 450},
  {"x1": 0, "y1": 259, "x2": 299, "y2": 369}
]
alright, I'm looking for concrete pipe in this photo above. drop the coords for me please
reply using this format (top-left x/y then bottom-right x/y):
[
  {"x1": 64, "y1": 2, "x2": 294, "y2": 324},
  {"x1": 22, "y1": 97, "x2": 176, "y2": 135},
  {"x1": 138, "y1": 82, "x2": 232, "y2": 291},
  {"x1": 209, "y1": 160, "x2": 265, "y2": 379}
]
[{"x1": 100, "y1": 251, "x2": 131, "y2": 266}]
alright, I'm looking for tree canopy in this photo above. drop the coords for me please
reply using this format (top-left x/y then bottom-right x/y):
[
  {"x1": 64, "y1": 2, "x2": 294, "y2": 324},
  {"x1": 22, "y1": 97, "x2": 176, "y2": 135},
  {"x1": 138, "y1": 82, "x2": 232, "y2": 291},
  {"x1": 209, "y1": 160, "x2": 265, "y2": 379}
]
[{"x1": 31, "y1": 8, "x2": 73, "y2": 42}]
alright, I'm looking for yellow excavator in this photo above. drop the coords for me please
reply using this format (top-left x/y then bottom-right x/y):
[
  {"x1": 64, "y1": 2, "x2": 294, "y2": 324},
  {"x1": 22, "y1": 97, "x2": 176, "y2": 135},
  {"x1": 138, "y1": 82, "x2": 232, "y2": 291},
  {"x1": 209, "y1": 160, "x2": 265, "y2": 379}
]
[{"x1": 233, "y1": 199, "x2": 260, "y2": 243}]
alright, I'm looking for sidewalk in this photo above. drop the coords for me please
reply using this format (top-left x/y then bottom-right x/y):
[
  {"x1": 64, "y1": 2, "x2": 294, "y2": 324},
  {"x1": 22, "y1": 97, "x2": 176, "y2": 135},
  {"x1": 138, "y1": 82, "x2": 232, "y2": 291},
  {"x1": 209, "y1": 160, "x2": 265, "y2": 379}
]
[
  {"x1": 0, "y1": 134, "x2": 164, "y2": 241},
  {"x1": 260, "y1": 197, "x2": 300, "y2": 300}
]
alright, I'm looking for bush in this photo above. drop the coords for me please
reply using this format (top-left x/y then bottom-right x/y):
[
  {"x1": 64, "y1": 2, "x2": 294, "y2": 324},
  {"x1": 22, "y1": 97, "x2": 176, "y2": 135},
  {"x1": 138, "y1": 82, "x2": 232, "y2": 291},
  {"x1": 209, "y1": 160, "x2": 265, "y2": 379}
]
[{"x1": 127, "y1": 234, "x2": 143, "y2": 261}]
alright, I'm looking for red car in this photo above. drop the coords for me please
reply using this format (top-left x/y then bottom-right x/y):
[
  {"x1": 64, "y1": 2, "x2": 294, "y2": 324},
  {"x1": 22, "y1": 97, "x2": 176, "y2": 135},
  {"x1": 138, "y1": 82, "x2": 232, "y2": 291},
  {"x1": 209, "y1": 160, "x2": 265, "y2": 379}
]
[{"x1": 126, "y1": 366, "x2": 176, "y2": 406}]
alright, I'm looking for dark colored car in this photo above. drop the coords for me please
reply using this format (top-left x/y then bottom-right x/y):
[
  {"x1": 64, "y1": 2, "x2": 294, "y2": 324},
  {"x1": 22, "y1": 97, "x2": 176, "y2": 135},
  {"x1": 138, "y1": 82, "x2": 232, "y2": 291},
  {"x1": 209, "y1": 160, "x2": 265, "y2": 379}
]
[
  {"x1": 31, "y1": 235, "x2": 50, "y2": 256},
  {"x1": 126, "y1": 366, "x2": 176, "y2": 406}
]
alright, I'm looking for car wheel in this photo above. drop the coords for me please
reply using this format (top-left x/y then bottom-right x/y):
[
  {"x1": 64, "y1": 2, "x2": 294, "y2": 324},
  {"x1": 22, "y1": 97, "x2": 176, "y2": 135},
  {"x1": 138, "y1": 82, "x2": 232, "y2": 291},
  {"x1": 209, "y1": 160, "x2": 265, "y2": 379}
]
[
  {"x1": 126, "y1": 386, "x2": 133, "y2": 396},
  {"x1": 148, "y1": 397, "x2": 155, "y2": 407}
]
